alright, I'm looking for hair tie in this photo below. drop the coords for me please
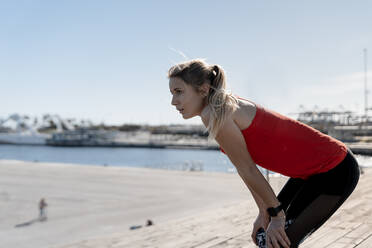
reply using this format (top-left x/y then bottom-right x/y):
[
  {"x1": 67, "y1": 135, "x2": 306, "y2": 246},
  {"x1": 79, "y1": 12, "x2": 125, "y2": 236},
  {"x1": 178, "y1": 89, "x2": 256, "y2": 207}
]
[
  {"x1": 209, "y1": 65, "x2": 218, "y2": 82},
  {"x1": 213, "y1": 65, "x2": 219, "y2": 74}
]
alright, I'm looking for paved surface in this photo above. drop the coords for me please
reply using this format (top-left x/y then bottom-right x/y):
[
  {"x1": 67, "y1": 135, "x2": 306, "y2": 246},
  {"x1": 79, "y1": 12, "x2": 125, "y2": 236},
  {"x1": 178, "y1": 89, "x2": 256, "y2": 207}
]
[{"x1": 56, "y1": 169, "x2": 372, "y2": 248}]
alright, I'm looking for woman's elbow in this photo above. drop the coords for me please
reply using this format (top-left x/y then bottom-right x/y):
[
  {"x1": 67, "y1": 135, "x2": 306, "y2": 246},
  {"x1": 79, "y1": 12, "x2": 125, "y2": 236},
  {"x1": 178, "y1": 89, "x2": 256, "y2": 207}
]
[{"x1": 233, "y1": 160, "x2": 258, "y2": 177}]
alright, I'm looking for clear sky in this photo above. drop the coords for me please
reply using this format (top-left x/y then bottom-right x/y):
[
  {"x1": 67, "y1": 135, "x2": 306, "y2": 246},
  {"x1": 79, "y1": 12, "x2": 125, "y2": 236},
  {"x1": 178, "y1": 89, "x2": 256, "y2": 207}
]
[{"x1": 1, "y1": 1, "x2": 372, "y2": 125}]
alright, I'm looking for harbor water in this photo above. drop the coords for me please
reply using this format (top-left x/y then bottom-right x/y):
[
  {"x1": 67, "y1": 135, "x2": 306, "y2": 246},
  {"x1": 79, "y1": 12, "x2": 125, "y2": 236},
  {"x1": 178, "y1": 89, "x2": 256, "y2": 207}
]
[
  {"x1": 0, "y1": 144, "x2": 236, "y2": 173},
  {"x1": 1, "y1": 144, "x2": 371, "y2": 174}
]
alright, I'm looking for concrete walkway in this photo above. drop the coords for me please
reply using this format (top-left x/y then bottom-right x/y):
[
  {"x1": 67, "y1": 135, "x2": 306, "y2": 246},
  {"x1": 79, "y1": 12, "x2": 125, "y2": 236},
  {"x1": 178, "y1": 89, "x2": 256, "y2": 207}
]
[{"x1": 55, "y1": 169, "x2": 372, "y2": 248}]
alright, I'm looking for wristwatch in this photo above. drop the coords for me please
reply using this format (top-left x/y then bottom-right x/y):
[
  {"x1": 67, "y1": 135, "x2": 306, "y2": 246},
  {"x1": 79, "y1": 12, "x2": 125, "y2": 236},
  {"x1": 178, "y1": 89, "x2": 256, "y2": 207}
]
[{"x1": 267, "y1": 203, "x2": 283, "y2": 217}]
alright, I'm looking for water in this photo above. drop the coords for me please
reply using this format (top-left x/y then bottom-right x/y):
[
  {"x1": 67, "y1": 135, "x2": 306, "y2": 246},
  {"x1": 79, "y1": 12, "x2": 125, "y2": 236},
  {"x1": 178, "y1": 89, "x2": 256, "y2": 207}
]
[
  {"x1": 352, "y1": 154, "x2": 372, "y2": 167},
  {"x1": 1, "y1": 144, "x2": 371, "y2": 174},
  {"x1": 0, "y1": 144, "x2": 236, "y2": 173}
]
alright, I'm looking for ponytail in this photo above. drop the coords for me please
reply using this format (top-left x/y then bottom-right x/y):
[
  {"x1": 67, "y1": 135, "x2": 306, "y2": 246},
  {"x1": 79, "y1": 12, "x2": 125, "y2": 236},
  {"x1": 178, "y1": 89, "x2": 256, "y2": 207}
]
[{"x1": 206, "y1": 64, "x2": 238, "y2": 139}]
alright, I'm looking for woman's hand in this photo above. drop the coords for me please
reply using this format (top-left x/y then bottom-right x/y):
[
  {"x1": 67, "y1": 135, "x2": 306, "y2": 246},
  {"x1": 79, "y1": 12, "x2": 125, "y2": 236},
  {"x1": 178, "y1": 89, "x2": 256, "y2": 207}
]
[
  {"x1": 266, "y1": 212, "x2": 291, "y2": 248},
  {"x1": 251, "y1": 211, "x2": 270, "y2": 245}
]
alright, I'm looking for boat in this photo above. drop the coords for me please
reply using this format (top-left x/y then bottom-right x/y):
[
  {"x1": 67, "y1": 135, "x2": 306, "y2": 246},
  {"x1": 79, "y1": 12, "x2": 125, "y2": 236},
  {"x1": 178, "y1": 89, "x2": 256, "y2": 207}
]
[
  {"x1": 0, "y1": 113, "x2": 74, "y2": 145},
  {"x1": 0, "y1": 131, "x2": 50, "y2": 145}
]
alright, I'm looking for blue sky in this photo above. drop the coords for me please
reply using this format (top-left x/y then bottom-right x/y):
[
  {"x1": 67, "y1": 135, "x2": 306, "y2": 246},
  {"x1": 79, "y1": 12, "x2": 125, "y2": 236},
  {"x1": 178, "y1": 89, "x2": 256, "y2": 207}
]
[{"x1": 1, "y1": 1, "x2": 371, "y2": 125}]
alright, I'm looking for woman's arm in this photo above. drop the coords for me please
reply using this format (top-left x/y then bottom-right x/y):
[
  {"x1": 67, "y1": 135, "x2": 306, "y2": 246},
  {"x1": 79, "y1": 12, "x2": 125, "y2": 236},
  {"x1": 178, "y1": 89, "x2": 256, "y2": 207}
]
[
  {"x1": 247, "y1": 184, "x2": 268, "y2": 212},
  {"x1": 201, "y1": 113, "x2": 290, "y2": 247},
  {"x1": 211, "y1": 117, "x2": 282, "y2": 213}
]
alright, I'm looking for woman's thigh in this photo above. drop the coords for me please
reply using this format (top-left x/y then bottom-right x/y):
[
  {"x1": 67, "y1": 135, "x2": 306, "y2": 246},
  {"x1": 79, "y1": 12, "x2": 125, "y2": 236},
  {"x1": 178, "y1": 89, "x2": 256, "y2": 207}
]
[{"x1": 281, "y1": 151, "x2": 360, "y2": 247}]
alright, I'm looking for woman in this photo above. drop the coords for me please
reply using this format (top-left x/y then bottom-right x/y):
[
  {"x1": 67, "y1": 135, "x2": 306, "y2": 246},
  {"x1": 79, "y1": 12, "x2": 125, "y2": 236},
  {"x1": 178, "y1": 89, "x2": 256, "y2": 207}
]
[{"x1": 168, "y1": 59, "x2": 360, "y2": 248}]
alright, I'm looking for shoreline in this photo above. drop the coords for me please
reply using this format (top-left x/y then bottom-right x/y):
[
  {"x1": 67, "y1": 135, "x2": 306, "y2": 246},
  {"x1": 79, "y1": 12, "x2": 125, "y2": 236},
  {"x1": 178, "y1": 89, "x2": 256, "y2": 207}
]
[{"x1": 4, "y1": 141, "x2": 372, "y2": 156}]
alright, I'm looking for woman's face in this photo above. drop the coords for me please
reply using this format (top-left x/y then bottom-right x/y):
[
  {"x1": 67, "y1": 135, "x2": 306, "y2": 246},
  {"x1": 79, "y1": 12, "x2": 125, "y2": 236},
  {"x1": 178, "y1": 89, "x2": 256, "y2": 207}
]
[{"x1": 169, "y1": 77, "x2": 206, "y2": 119}]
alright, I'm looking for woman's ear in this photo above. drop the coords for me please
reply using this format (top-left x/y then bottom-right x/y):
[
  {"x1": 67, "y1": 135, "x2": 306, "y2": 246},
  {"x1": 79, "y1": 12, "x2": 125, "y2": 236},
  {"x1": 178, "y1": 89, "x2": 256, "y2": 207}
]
[{"x1": 200, "y1": 82, "x2": 210, "y2": 97}]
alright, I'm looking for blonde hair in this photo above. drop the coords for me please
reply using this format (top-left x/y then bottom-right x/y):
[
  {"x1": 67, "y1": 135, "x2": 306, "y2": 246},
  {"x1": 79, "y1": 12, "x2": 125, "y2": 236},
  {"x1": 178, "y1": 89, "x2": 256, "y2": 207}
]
[{"x1": 168, "y1": 59, "x2": 238, "y2": 139}]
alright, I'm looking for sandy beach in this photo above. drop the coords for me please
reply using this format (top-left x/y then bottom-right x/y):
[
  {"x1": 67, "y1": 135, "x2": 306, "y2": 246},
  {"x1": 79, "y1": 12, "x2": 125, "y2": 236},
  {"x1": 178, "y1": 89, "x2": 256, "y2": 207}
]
[
  {"x1": 0, "y1": 159, "x2": 284, "y2": 248},
  {"x1": 2, "y1": 160, "x2": 370, "y2": 248}
]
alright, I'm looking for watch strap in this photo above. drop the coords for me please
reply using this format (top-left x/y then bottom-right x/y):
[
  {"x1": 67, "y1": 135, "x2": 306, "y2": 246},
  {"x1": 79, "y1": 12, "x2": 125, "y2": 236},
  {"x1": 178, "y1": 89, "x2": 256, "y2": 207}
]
[{"x1": 267, "y1": 203, "x2": 283, "y2": 217}]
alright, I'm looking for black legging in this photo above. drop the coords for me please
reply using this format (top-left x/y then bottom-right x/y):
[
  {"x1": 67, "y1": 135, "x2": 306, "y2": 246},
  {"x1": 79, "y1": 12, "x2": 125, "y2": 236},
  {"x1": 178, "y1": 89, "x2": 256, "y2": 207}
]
[{"x1": 276, "y1": 150, "x2": 360, "y2": 247}]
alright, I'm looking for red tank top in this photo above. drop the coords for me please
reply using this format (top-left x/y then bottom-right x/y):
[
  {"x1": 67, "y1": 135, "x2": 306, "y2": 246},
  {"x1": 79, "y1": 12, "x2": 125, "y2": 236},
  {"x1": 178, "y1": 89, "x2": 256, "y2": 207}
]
[{"x1": 221, "y1": 103, "x2": 347, "y2": 179}]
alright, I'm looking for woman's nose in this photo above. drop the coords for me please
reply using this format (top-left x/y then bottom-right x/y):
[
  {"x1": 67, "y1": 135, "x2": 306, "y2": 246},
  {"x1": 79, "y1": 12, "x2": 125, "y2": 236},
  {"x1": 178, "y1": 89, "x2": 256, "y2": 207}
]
[{"x1": 171, "y1": 96, "x2": 177, "y2": 106}]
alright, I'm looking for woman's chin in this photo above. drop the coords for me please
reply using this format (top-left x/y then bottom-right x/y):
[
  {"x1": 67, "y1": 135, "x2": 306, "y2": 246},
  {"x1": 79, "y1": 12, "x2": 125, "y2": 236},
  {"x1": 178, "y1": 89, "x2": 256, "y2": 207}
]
[{"x1": 182, "y1": 113, "x2": 196, "y2": 119}]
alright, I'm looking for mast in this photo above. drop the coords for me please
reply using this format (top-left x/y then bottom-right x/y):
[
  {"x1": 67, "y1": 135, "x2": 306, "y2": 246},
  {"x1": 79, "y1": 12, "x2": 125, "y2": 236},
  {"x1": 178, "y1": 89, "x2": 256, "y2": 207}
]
[{"x1": 364, "y1": 48, "x2": 368, "y2": 120}]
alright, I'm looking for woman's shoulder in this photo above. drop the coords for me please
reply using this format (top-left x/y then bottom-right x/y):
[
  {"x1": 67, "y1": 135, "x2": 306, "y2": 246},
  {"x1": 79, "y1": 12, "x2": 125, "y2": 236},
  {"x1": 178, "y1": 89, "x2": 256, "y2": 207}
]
[
  {"x1": 200, "y1": 97, "x2": 257, "y2": 131},
  {"x1": 233, "y1": 98, "x2": 257, "y2": 131}
]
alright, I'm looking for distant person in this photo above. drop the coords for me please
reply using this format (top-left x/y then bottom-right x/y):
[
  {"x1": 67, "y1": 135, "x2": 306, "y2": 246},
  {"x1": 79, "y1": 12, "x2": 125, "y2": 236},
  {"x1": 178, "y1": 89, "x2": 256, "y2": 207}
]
[
  {"x1": 146, "y1": 219, "x2": 153, "y2": 226},
  {"x1": 39, "y1": 198, "x2": 48, "y2": 221},
  {"x1": 168, "y1": 59, "x2": 360, "y2": 248}
]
